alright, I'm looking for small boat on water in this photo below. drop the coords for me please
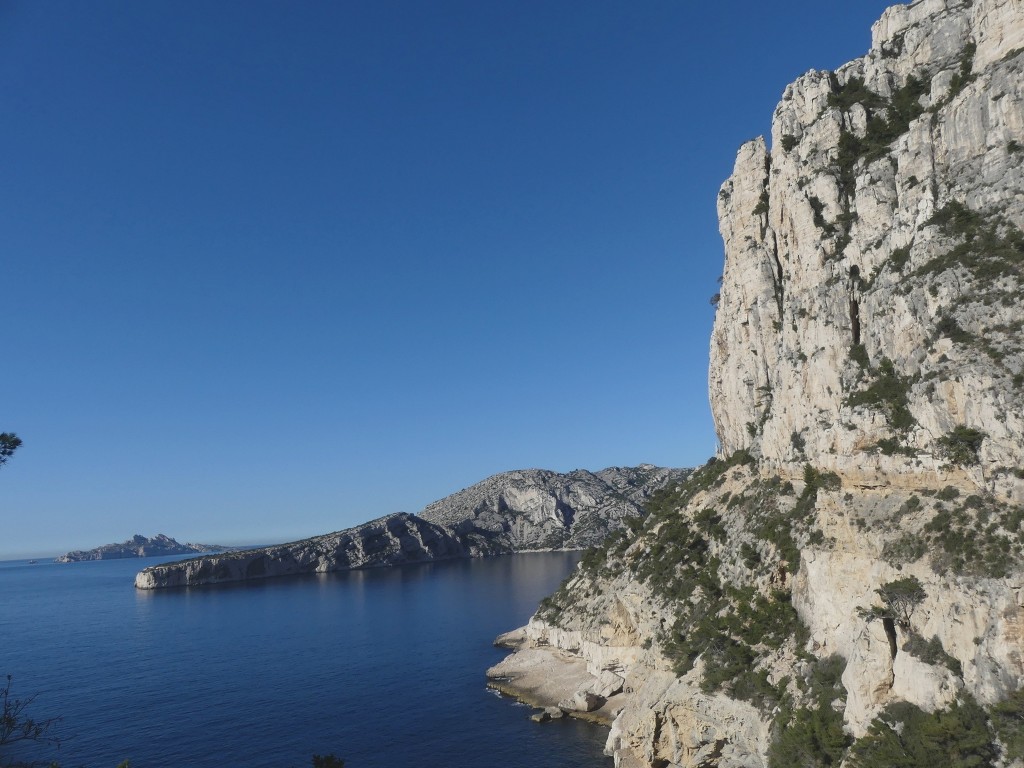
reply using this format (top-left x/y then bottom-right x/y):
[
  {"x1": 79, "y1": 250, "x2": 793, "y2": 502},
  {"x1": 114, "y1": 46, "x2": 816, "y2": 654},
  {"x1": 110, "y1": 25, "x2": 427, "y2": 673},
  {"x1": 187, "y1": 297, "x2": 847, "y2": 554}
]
[{"x1": 27, "y1": 560, "x2": 38, "y2": 564}]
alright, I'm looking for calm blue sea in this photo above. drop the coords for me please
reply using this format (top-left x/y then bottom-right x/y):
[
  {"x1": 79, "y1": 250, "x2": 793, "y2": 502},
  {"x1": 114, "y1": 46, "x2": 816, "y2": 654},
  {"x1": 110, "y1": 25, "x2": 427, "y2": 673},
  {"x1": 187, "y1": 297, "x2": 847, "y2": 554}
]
[{"x1": 1, "y1": 553, "x2": 610, "y2": 768}]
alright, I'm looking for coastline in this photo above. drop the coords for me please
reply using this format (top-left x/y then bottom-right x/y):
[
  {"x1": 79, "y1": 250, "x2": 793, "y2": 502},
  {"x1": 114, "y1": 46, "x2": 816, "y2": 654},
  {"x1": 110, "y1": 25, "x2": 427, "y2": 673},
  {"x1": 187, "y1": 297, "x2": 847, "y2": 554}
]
[{"x1": 486, "y1": 627, "x2": 625, "y2": 728}]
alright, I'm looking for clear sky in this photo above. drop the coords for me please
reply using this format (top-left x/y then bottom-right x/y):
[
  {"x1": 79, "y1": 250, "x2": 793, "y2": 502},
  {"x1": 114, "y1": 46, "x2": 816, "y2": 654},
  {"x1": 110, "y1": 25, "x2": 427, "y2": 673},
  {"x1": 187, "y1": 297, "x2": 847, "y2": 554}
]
[{"x1": 2, "y1": 0, "x2": 897, "y2": 558}]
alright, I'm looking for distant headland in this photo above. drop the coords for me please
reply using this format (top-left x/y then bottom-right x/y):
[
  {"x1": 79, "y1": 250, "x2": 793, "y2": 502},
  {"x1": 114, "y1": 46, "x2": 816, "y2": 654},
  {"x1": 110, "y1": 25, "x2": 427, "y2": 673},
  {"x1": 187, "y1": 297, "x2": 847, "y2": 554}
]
[{"x1": 55, "y1": 534, "x2": 232, "y2": 563}]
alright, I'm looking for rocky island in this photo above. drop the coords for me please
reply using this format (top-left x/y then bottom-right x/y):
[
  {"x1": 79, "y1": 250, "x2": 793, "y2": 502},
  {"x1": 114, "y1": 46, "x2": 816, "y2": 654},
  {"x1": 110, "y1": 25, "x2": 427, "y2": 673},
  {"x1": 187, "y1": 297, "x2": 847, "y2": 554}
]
[
  {"x1": 491, "y1": 1, "x2": 1024, "y2": 766},
  {"x1": 56, "y1": 534, "x2": 229, "y2": 563},
  {"x1": 134, "y1": 465, "x2": 688, "y2": 589}
]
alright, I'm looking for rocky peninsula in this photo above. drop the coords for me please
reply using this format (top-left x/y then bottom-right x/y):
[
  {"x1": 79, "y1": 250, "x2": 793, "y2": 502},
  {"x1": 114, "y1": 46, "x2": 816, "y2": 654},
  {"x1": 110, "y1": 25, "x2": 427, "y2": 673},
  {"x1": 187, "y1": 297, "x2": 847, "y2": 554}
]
[
  {"x1": 492, "y1": 1, "x2": 1024, "y2": 765},
  {"x1": 134, "y1": 465, "x2": 688, "y2": 589},
  {"x1": 56, "y1": 534, "x2": 228, "y2": 563}
]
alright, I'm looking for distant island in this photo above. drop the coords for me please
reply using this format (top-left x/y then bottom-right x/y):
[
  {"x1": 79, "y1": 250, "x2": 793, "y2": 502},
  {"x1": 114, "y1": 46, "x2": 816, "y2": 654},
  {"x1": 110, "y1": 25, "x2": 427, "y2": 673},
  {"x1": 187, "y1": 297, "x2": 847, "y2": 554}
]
[{"x1": 55, "y1": 534, "x2": 231, "y2": 563}]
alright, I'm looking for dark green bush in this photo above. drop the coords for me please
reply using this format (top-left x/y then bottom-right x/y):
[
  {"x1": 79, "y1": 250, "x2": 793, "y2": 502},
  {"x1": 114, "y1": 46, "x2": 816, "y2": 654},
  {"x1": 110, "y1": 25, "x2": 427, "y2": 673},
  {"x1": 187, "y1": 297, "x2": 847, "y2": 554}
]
[
  {"x1": 936, "y1": 427, "x2": 986, "y2": 466},
  {"x1": 846, "y1": 358, "x2": 915, "y2": 431},
  {"x1": 768, "y1": 655, "x2": 850, "y2": 768},
  {"x1": 990, "y1": 688, "x2": 1024, "y2": 761},
  {"x1": 847, "y1": 697, "x2": 997, "y2": 768}
]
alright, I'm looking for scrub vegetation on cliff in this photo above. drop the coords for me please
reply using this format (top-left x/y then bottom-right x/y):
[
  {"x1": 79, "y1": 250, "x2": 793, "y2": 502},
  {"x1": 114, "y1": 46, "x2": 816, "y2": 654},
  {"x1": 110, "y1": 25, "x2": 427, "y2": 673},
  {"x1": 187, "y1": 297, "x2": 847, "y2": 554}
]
[
  {"x1": 500, "y1": 3, "x2": 1024, "y2": 765},
  {"x1": 532, "y1": 447, "x2": 1024, "y2": 766}
]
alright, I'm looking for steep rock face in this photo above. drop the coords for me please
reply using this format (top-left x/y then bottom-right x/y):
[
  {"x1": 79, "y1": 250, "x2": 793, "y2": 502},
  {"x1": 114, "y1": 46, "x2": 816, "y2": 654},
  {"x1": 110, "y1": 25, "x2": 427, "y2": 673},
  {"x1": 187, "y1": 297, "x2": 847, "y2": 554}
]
[
  {"x1": 420, "y1": 465, "x2": 687, "y2": 554},
  {"x1": 135, "y1": 465, "x2": 687, "y2": 589},
  {"x1": 55, "y1": 534, "x2": 227, "y2": 563},
  {"x1": 494, "y1": 3, "x2": 1024, "y2": 766},
  {"x1": 134, "y1": 513, "x2": 463, "y2": 589},
  {"x1": 710, "y1": 0, "x2": 1024, "y2": 502}
]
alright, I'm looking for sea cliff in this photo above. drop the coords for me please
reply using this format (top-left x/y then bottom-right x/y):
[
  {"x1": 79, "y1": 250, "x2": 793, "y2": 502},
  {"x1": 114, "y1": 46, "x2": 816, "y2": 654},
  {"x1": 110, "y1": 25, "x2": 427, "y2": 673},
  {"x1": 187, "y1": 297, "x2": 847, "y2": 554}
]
[{"x1": 492, "y1": 2, "x2": 1024, "y2": 765}]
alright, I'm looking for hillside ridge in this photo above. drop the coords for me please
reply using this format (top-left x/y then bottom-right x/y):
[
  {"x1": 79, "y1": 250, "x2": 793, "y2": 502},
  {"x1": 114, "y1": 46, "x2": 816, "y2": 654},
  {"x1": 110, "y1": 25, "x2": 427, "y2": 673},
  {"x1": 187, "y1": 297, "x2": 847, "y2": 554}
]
[{"x1": 134, "y1": 465, "x2": 688, "y2": 589}]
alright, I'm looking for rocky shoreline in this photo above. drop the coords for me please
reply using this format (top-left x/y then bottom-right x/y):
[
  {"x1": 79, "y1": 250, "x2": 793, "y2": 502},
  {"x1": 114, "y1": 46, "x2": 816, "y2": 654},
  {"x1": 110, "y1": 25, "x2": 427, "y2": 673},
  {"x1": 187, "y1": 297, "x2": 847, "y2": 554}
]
[{"x1": 486, "y1": 627, "x2": 625, "y2": 728}]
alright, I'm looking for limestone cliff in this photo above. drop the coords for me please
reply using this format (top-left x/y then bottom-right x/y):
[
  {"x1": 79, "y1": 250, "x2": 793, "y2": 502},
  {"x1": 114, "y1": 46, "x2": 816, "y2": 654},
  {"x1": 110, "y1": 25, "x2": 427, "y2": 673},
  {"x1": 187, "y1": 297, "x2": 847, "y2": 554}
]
[
  {"x1": 492, "y1": 3, "x2": 1024, "y2": 766},
  {"x1": 710, "y1": 0, "x2": 1024, "y2": 501},
  {"x1": 135, "y1": 465, "x2": 687, "y2": 589}
]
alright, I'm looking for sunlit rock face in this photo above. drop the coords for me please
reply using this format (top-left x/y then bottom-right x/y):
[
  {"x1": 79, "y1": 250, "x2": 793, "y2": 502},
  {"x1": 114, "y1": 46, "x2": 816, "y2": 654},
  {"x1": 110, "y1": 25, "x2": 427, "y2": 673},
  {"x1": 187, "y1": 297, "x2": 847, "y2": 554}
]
[
  {"x1": 711, "y1": 0, "x2": 1024, "y2": 503},
  {"x1": 492, "y1": 3, "x2": 1024, "y2": 766}
]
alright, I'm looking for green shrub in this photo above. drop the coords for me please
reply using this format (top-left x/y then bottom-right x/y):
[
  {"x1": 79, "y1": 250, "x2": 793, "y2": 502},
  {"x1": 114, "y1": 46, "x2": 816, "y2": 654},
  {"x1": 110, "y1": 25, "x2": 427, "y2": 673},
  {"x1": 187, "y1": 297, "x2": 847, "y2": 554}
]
[
  {"x1": 947, "y1": 42, "x2": 977, "y2": 100},
  {"x1": 768, "y1": 656, "x2": 850, "y2": 768},
  {"x1": 990, "y1": 688, "x2": 1024, "y2": 761},
  {"x1": 846, "y1": 358, "x2": 915, "y2": 431},
  {"x1": 889, "y1": 244, "x2": 912, "y2": 271},
  {"x1": 849, "y1": 343, "x2": 870, "y2": 371},
  {"x1": 916, "y1": 201, "x2": 1024, "y2": 280},
  {"x1": 882, "y1": 533, "x2": 928, "y2": 565},
  {"x1": 847, "y1": 697, "x2": 997, "y2": 768},
  {"x1": 936, "y1": 426, "x2": 986, "y2": 466},
  {"x1": 753, "y1": 190, "x2": 770, "y2": 216}
]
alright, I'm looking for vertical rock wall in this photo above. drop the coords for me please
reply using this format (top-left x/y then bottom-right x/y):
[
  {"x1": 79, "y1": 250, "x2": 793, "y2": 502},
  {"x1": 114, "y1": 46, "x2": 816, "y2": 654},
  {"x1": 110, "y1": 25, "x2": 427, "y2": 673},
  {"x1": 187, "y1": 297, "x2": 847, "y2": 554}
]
[{"x1": 711, "y1": 0, "x2": 1024, "y2": 501}]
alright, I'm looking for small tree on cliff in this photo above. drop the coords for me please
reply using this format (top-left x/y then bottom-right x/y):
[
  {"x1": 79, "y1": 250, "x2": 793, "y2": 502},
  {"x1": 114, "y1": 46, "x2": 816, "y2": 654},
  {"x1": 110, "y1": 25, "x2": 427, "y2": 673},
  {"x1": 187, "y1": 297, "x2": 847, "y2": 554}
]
[
  {"x1": 858, "y1": 576, "x2": 926, "y2": 629},
  {"x1": 0, "y1": 433, "x2": 21, "y2": 468}
]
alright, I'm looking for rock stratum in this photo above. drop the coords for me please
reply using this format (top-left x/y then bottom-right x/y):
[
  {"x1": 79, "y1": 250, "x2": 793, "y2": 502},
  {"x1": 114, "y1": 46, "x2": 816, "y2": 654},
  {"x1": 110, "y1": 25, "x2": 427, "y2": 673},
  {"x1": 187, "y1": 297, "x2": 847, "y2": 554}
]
[
  {"x1": 493, "y1": 2, "x2": 1024, "y2": 766},
  {"x1": 134, "y1": 465, "x2": 688, "y2": 590},
  {"x1": 55, "y1": 534, "x2": 228, "y2": 563}
]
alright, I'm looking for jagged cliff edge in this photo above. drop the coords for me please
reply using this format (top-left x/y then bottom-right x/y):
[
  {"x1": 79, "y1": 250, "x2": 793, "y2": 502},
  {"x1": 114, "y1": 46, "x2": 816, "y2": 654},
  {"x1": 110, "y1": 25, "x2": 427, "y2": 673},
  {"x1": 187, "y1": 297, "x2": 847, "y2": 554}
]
[{"x1": 490, "y1": 2, "x2": 1024, "y2": 766}]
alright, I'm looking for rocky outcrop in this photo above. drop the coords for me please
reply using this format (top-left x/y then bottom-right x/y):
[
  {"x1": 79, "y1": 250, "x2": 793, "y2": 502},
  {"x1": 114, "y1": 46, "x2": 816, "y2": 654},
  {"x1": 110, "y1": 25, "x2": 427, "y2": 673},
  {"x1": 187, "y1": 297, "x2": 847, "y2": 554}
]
[
  {"x1": 420, "y1": 465, "x2": 688, "y2": 554},
  {"x1": 495, "y1": 2, "x2": 1024, "y2": 766},
  {"x1": 55, "y1": 534, "x2": 228, "y2": 563},
  {"x1": 135, "y1": 465, "x2": 688, "y2": 589}
]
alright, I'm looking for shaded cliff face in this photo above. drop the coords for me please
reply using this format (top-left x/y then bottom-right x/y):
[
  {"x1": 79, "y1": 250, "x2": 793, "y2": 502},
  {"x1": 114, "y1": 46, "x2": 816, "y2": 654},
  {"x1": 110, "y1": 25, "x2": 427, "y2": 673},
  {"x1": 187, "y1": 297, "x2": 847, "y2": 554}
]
[
  {"x1": 711, "y1": 0, "x2": 1024, "y2": 501},
  {"x1": 135, "y1": 465, "x2": 688, "y2": 589}
]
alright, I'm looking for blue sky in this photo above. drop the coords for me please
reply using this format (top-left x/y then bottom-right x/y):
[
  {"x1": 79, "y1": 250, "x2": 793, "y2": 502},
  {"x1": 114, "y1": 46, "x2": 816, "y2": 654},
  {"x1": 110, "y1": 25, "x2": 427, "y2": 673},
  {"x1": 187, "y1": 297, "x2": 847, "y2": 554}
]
[{"x1": 2, "y1": 0, "x2": 896, "y2": 558}]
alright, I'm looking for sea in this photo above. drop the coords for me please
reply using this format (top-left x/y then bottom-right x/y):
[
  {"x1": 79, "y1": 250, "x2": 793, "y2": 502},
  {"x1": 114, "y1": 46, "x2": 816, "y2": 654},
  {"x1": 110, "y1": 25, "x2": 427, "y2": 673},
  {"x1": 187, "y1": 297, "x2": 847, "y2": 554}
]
[{"x1": 1, "y1": 552, "x2": 611, "y2": 768}]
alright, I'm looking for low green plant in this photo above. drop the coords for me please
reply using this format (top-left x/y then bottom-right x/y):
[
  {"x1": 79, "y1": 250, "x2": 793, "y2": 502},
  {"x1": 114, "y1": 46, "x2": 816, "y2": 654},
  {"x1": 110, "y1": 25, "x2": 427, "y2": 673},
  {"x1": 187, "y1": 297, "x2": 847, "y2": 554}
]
[
  {"x1": 990, "y1": 687, "x2": 1024, "y2": 761},
  {"x1": 936, "y1": 426, "x2": 986, "y2": 466},
  {"x1": 846, "y1": 358, "x2": 915, "y2": 432},
  {"x1": 767, "y1": 655, "x2": 850, "y2": 768},
  {"x1": 847, "y1": 697, "x2": 997, "y2": 768}
]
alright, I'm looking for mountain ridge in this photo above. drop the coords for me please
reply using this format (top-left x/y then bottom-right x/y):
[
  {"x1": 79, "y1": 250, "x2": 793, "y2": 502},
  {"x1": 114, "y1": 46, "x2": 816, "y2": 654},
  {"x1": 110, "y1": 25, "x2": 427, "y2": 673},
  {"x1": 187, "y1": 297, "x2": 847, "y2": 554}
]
[{"x1": 134, "y1": 464, "x2": 689, "y2": 589}]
